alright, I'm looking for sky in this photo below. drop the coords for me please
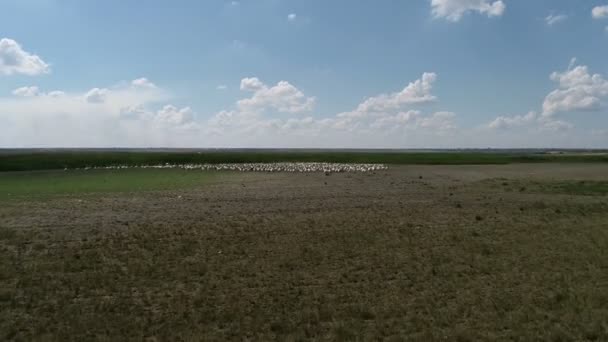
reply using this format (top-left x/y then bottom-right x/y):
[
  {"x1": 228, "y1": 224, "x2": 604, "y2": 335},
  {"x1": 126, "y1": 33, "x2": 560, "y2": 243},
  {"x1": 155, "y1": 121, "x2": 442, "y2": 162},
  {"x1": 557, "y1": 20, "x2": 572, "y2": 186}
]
[{"x1": 1, "y1": 0, "x2": 608, "y2": 148}]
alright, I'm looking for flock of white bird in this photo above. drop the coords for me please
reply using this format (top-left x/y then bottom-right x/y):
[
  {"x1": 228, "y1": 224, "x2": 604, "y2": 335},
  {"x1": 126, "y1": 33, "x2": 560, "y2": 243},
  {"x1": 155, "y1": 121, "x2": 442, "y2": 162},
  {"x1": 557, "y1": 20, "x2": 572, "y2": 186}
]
[{"x1": 82, "y1": 162, "x2": 388, "y2": 173}]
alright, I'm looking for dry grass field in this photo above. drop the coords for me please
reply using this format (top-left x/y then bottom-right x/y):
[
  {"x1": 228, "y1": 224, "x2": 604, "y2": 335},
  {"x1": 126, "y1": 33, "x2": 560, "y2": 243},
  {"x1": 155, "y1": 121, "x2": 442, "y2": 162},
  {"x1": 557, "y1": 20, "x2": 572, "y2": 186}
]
[{"x1": 1, "y1": 164, "x2": 608, "y2": 341}]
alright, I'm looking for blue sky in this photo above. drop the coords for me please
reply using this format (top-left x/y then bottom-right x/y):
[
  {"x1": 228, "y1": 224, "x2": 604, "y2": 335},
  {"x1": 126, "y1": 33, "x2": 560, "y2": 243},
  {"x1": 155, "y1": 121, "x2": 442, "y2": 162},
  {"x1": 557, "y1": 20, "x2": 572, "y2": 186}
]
[{"x1": 1, "y1": 0, "x2": 608, "y2": 148}]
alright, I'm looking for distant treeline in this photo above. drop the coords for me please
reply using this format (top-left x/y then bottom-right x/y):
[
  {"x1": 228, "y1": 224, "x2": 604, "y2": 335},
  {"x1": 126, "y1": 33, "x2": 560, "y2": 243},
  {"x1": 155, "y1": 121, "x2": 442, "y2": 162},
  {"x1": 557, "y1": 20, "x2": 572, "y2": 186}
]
[{"x1": 0, "y1": 151, "x2": 607, "y2": 172}]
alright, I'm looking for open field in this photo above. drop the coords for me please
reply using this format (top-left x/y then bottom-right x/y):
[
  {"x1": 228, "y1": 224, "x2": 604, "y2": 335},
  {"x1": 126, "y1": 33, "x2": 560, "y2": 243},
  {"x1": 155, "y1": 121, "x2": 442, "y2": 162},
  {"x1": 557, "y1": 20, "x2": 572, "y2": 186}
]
[
  {"x1": 0, "y1": 169, "x2": 221, "y2": 201},
  {"x1": 1, "y1": 150, "x2": 608, "y2": 171},
  {"x1": 1, "y1": 163, "x2": 608, "y2": 340}
]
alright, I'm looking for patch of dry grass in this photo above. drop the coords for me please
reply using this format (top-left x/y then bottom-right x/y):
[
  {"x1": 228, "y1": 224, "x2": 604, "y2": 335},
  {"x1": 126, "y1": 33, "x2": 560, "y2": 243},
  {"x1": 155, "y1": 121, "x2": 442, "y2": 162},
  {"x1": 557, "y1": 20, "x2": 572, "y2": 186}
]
[{"x1": 1, "y1": 166, "x2": 607, "y2": 340}]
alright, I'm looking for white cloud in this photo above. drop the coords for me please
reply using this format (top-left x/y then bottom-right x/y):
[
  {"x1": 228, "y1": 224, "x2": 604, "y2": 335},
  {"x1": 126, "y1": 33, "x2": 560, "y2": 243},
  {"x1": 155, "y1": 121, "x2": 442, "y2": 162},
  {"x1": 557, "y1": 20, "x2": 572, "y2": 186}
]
[
  {"x1": 430, "y1": 0, "x2": 506, "y2": 22},
  {"x1": 12, "y1": 86, "x2": 41, "y2": 97},
  {"x1": 542, "y1": 62, "x2": 608, "y2": 116},
  {"x1": 237, "y1": 77, "x2": 315, "y2": 114},
  {"x1": 206, "y1": 72, "x2": 455, "y2": 145},
  {"x1": 131, "y1": 77, "x2": 157, "y2": 89},
  {"x1": 85, "y1": 88, "x2": 110, "y2": 104},
  {"x1": 47, "y1": 90, "x2": 66, "y2": 98},
  {"x1": 203, "y1": 73, "x2": 457, "y2": 147},
  {"x1": 2, "y1": 80, "x2": 166, "y2": 118},
  {"x1": 489, "y1": 111, "x2": 537, "y2": 129},
  {"x1": 487, "y1": 60, "x2": 608, "y2": 133},
  {"x1": 545, "y1": 14, "x2": 567, "y2": 26},
  {"x1": 538, "y1": 118, "x2": 573, "y2": 131},
  {"x1": 155, "y1": 105, "x2": 194, "y2": 126},
  {"x1": 338, "y1": 72, "x2": 437, "y2": 119},
  {"x1": 121, "y1": 104, "x2": 195, "y2": 127},
  {"x1": 217, "y1": 85, "x2": 227, "y2": 90},
  {"x1": 417, "y1": 111, "x2": 457, "y2": 131},
  {"x1": 12, "y1": 86, "x2": 66, "y2": 98},
  {"x1": 371, "y1": 110, "x2": 421, "y2": 129},
  {"x1": 592, "y1": 5, "x2": 608, "y2": 19},
  {"x1": 288, "y1": 13, "x2": 297, "y2": 21},
  {"x1": 3, "y1": 69, "x2": 597, "y2": 148},
  {"x1": 240, "y1": 77, "x2": 265, "y2": 92},
  {"x1": 488, "y1": 111, "x2": 572, "y2": 132},
  {"x1": 0, "y1": 38, "x2": 50, "y2": 76},
  {"x1": 0, "y1": 79, "x2": 191, "y2": 147}
]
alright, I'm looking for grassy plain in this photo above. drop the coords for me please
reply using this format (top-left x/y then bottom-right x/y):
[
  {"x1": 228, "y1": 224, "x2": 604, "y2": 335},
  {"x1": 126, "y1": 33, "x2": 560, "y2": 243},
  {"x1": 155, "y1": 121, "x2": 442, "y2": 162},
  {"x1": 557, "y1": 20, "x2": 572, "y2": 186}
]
[
  {"x1": 0, "y1": 169, "x2": 220, "y2": 201},
  {"x1": 1, "y1": 163, "x2": 607, "y2": 340}
]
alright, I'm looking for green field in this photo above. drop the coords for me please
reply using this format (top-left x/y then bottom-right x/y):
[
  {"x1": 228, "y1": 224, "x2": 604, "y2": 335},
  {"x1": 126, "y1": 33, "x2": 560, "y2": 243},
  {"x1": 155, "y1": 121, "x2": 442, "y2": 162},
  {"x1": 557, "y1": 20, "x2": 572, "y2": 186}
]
[
  {"x1": 1, "y1": 150, "x2": 607, "y2": 172},
  {"x1": 0, "y1": 169, "x2": 220, "y2": 200}
]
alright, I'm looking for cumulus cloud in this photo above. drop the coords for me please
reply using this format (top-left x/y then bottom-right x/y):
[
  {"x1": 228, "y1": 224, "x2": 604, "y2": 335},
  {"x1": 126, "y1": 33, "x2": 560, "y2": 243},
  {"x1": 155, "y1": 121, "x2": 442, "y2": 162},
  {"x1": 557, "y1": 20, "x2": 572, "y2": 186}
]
[
  {"x1": 0, "y1": 38, "x2": 50, "y2": 76},
  {"x1": 539, "y1": 118, "x2": 573, "y2": 131},
  {"x1": 418, "y1": 111, "x2": 457, "y2": 131},
  {"x1": 12, "y1": 86, "x2": 66, "y2": 98},
  {"x1": 430, "y1": 0, "x2": 506, "y2": 22},
  {"x1": 85, "y1": 88, "x2": 110, "y2": 103},
  {"x1": 319, "y1": 73, "x2": 449, "y2": 134},
  {"x1": 156, "y1": 105, "x2": 194, "y2": 126},
  {"x1": 8, "y1": 71, "x2": 590, "y2": 148},
  {"x1": 121, "y1": 104, "x2": 196, "y2": 127},
  {"x1": 486, "y1": 59, "x2": 608, "y2": 133},
  {"x1": 488, "y1": 111, "x2": 572, "y2": 132},
  {"x1": 208, "y1": 73, "x2": 457, "y2": 147},
  {"x1": 592, "y1": 5, "x2": 608, "y2": 19},
  {"x1": 237, "y1": 77, "x2": 315, "y2": 114},
  {"x1": 542, "y1": 61, "x2": 608, "y2": 116},
  {"x1": 205, "y1": 71, "x2": 456, "y2": 147},
  {"x1": 240, "y1": 77, "x2": 265, "y2": 92},
  {"x1": 489, "y1": 111, "x2": 537, "y2": 129},
  {"x1": 0, "y1": 73, "x2": 448, "y2": 147},
  {"x1": 12, "y1": 86, "x2": 41, "y2": 97},
  {"x1": 370, "y1": 110, "x2": 421, "y2": 129},
  {"x1": 545, "y1": 14, "x2": 567, "y2": 26},
  {"x1": 288, "y1": 13, "x2": 297, "y2": 21},
  {"x1": 131, "y1": 77, "x2": 157, "y2": 89},
  {"x1": 338, "y1": 72, "x2": 437, "y2": 119}
]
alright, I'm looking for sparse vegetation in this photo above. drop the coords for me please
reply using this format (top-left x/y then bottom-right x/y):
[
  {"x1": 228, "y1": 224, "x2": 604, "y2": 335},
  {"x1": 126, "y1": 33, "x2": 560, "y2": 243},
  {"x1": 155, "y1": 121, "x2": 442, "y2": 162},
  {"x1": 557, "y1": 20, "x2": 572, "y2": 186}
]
[
  {"x1": 545, "y1": 180, "x2": 608, "y2": 196},
  {"x1": 1, "y1": 163, "x2": 607, "y2": 340},
  {"x1": 482, "y1": 178, "x2": 608, "y2": 197},
  {"x1": 0, "y1": 169, "x2": 220, "y2": 200}
]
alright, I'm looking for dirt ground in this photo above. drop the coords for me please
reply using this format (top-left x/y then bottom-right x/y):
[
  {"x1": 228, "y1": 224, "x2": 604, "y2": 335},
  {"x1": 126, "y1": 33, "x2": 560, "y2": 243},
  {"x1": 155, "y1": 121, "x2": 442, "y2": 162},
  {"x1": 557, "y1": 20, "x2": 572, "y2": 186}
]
[{"x1": 1, "y1": 164, "x2": 608, "y2": 341}]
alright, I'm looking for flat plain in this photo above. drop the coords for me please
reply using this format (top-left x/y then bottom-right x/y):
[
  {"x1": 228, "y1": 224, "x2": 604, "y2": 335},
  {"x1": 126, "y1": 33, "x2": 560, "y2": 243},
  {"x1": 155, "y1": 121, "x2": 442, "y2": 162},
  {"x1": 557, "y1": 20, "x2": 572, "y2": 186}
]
[{"x1": 1, "y1": 163, "x2": 608, "y2": 340}]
